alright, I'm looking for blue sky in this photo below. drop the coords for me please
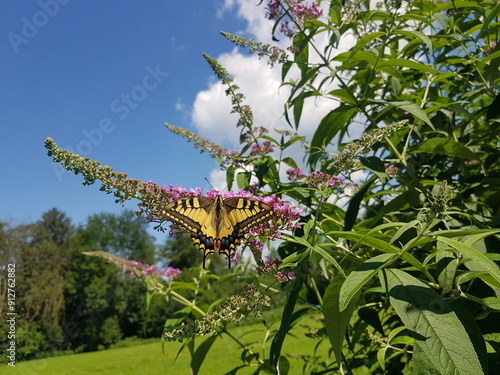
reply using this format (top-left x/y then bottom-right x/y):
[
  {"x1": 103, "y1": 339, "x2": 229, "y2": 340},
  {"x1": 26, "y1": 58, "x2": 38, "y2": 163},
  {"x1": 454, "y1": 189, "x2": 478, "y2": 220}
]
[{"x1": 1, "y1": 1, "x2": 283, "y2": 241}]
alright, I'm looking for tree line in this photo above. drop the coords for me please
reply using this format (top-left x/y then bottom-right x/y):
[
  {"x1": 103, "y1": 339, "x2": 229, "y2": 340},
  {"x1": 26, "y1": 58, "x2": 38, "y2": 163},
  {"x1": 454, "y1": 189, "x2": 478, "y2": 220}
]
[{"x1": 0, "y1": 208, "x2": 213, "y2": 362}]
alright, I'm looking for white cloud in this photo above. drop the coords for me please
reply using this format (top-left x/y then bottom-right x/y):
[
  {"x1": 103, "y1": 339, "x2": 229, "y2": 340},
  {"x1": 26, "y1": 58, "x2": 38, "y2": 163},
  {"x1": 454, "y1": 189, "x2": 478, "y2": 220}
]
[
  {"x1": 192, "y1": 48, "x2": 287, "y2": 146},
  {"x1": 214, "y1": 0, "x2": 236, "y2": 20}
]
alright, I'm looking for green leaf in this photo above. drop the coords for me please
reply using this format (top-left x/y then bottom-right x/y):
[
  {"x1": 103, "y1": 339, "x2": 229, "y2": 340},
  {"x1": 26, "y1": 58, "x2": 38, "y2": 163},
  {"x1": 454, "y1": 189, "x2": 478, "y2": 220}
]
[
  {"x1": 339, "y1": 253, "x2": 394, "y2": 311},
  {"x1": 412, "y1": 342, "x2": 441, "y2": 375},
  {"x1": 253, "y1": 157, "x2": 270, "y2": 185},
  {"x1": 226, "y1": 165, "x2": 235, "y2": 191},
  {"x1": 389, "y1": 220, "x2": 420, "y2": 246},
  {"x1": 277, "y1": 356, "x2": 290, "y2": 375},
  {"x1": 371, "y1": 99, "x2": 433, "y2": 127},
  {"x1": 378, "y1": 58, "x2": 439, "y2": 74},
  {"x1": 236, "y1": 171, "x2": 251, "y2": 190},
  {"x1": 281, "y1": 156, "x2": 298, "y2": 169},
  {"x1": 362, "y1": 190, "x2": 420, "y2": 228},
  {"x1": 270, "y1": 272, "x2": 306, "y2": 367},
  {"x1": 293, "y1": 93, "x2": 304, "y2": 128},
  {"x1": 482, "y1": 297, "x2": 500, "y2": 310},
  {"x1": 449, "y1": 300, "x2": 489, "y2": 373},
  {"x1": 287, "y1": 235, "x2": 345, "y2": 276},
  {"x1": 413, "y1": 138, "x2": 479, "y2": 159},
  {"x1": 359, "y1": 156, "x2": 387, "y2": 182},
  {"x1": 311, "y1": 244, "x2": 344, "y2": 275},
  {"x1": 436, "y1": 250, "x2": 458, "y2": 293},
  {"x1": 437, "y1": 236, "x2": 500, "y2": 289},
  {"x1": 486, "y1": 92, "x2": 500, "y2": 120},
  {"x1": 323, "y1": 275, "x2": 359, "y2": 369},
  {"x1": 344, "y1": 175, "x2": 376, "y2": 231},
  {"x1": 358, "y1": 306, "x2": 384, "y2": 334},
  {"x1": 484, "y1": 333, "x2": 500, "y2": 343},
  {"x1": 309, "y1": 105, "x2": 358, "y2": 166},
  {"x1": 435, "y1": 0, "x2": 486, "y2": 12},
  {"x1": 190, "y1": 335, "x2": 218, "y2": 375},
  {"x1": 381, "y1": 268, "x2": 483, "y2": 375},
  {"x1": 327, "y1": 88, "x2": 357, "y2": 105},
  {"x1": 431, "y1": 229, "x2": 500, "y2": 239},
  {"x1": 396, "y1": 30, "x2": 433, "y2": 53}
]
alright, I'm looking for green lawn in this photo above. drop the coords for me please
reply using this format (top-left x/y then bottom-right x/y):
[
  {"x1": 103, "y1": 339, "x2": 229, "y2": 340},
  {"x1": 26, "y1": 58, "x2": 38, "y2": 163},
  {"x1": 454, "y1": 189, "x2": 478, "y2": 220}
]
[{"x1": 14, "y1": 318, "x2": 332, "y2": 375}]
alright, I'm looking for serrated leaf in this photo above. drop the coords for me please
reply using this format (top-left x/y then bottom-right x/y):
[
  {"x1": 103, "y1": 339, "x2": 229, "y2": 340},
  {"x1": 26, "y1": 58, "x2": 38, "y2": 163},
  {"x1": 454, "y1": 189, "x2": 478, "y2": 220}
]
[
  {"x1": 277, "y1": 356, "x2": 290, "y2": 375},
  {"x1": 412, "y1": 342, "x2": 441, "y2": 375},
  {"x1": 327, "y1": 88, "x2": 357, "y2": 104},
  {"x1": 381, "y1": 268, "x2": 483, "y2": 375},
  {"x1": 486, "y1": 92, "x2": 500, "y2": 120},
  {"x1": 377, "y1": 346, "x2": 389, "y2": 371},
  {"x1": 433, "y1": 229, "x2": 500, "y2": 239},
  {"x1": 339, "y1": 253, "x2": 394, "y2": 311},
  {"x1": 449, "y1": 300, "x2": 488, "y2": 373},
  {"x1": 436, "y1": 250, "x2": 458, "y2": 293},
  {"x1": 327, "y1": 230, "x2": 424, "y2": 271}
]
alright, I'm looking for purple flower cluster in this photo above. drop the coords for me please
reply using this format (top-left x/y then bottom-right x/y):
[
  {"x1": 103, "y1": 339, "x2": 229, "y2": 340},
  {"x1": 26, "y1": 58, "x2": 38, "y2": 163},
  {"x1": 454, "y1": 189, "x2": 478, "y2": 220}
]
[
  {"x1": 287, "y1": 168, "x2": 345, "y2": 190},
  {"x1": 253, "y1": 126, "x2": 270, "y2": 137},
  {"x1": 384, "y1": 164, "x2": 400, "y2": 178},
  {"x1": 250, "y1": 140, "x2": 274, "y2": 156},
  {"x1": 266, "y1": 0, "x2": 323, "y2": 37},
  {"x1": 286, "y1": 167, "x2": 306, "y2": 182},
  {"x1": 486, "y1": 41, "x2": 497, "y2": 55},
  {"x1": 306, "y1": 171, "x2": 344, "y2": 189},
  {"x1": 256, "y1": 256, "x2": 296, "y2": 282},
  {"x1": 123, "y1": 260, "x2": 181, "y2": 280}
]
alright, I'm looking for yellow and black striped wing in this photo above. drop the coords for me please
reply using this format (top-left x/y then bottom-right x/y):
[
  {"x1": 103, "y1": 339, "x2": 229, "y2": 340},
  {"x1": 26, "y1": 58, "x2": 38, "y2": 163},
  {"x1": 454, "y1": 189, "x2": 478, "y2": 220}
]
[
  {"x1": 162, "y1": 195, "x2": 272, "y2": 267},
  {"x1": 216, "y1": 197, "x2": 273, "y2": 262}
]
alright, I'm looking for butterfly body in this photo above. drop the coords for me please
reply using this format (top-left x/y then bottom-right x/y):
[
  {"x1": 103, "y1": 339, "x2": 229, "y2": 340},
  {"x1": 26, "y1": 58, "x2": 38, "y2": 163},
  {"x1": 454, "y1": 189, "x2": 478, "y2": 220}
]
[{"x1": 162, "y1": 195, "x2": 272, "y2": 267}]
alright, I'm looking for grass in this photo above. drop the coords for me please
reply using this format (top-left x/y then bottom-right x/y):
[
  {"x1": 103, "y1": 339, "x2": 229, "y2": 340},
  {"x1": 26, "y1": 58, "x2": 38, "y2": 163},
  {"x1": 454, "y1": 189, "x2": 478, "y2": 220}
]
[{"x1": 14, "y1": 316, "x2": 333, "y2": 375}]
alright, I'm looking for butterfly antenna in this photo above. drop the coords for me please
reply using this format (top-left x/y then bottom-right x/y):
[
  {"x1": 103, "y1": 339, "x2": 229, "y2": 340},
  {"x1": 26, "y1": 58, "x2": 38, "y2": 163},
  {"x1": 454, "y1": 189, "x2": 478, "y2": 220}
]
[
  {"x1": 204, "y1": 177, "x2": 228, "y2": 194},
  {"x1": 204, "y1": 178, "x2": 214, "y2": 190}
]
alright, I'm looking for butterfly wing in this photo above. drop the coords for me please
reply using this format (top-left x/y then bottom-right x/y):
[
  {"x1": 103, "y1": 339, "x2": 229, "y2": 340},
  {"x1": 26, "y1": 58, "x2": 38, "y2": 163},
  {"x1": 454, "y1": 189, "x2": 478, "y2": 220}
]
[
  {"x1": 162, "y1": 195, "x2": 272, "y2": 268},
  {"x1": 218, "y1": 197, "x2": 273, "y2": 263},
  {"x1": 162, "y1": 196, "x2": 217, "y2": 266}
]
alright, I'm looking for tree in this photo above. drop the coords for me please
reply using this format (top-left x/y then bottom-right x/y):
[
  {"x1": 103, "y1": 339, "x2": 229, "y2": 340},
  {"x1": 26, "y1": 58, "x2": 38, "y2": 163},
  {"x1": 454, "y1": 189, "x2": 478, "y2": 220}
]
[
  {"x1": 79, "y1": 211, "x2": 156, "y2": 264},
  {"x1": 62, "y1": 210, "x2": 160, "y2": 351},
  {"x1": 0, "y1": 210, "x2": 73, "y2": 361}
]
